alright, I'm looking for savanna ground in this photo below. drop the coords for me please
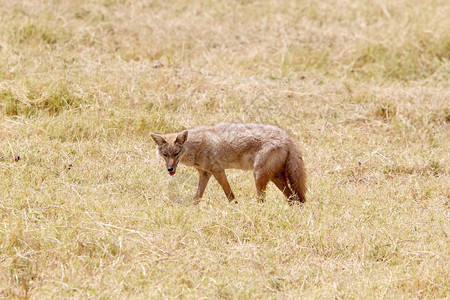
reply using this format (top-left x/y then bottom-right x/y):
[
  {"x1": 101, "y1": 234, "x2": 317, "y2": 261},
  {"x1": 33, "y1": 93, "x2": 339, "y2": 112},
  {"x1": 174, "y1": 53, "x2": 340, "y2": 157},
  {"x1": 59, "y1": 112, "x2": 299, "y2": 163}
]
[{"x1": 0, "y1": 0, "x2": 449, "y2": 298}]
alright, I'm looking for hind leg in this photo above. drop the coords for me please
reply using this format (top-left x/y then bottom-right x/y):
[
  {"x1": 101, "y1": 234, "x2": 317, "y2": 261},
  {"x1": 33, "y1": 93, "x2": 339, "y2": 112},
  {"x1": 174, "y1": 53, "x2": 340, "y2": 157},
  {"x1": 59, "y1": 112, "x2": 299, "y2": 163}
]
[
  {"x1": 271, "y1": 172, "x2": 301, "y2": 204},
  {"x1": 271, "y1": 172, "x2": 294, "y2": 199},
  {"x1": 254, "y1": 169, "x2": 271, "y2": 202},
  {"x1": 253, "y1": 150, "x2": 281, "y2": 201},
  {"x1": 253, "y1": 147, "x2": 287, "y2": 202}
]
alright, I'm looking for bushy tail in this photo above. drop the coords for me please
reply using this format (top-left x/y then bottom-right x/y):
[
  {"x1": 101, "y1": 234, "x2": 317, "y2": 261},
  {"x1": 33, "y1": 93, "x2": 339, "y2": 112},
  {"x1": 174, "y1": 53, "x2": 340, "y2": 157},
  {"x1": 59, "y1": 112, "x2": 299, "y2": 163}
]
[{"x1": 285, "y1": 142, "x2": 307, "y2": 203}]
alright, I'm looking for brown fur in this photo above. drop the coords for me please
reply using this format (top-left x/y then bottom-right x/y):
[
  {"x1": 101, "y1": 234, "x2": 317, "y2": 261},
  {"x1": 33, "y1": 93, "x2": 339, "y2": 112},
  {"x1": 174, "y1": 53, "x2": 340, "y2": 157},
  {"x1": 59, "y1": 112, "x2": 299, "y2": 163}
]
[{"x1": 151, "y1": 123, "x2": 306, "y2": 203}]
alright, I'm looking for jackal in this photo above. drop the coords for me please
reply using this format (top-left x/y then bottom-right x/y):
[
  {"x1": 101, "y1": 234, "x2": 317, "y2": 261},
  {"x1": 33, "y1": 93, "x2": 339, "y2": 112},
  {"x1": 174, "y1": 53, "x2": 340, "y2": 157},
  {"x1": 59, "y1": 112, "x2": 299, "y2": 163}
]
[{"x1": 151, "y1": 123, "x2": 306, "y2": 203}]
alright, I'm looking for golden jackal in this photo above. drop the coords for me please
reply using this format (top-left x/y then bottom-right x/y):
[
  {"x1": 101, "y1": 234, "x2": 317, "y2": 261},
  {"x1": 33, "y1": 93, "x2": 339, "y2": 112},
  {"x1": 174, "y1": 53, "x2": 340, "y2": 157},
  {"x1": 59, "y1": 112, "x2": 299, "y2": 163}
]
[{"x1": 151, "y1": 123, "x2": 306, "y2": 203}]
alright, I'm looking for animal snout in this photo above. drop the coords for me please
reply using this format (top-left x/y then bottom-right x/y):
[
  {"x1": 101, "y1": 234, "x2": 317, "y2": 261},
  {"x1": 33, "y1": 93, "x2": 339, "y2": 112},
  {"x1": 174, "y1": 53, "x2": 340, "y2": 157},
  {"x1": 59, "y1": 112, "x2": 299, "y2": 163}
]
[{"x1": 167, "y1": 167, "x2": 174, "y2": 172}]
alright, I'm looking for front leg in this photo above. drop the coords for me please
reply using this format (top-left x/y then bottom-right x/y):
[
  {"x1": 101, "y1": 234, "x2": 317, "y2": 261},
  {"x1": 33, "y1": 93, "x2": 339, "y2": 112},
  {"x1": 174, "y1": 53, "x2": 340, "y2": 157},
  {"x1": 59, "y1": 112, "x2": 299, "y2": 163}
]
[
  {"x1": 211, "y1": 170, "x2": 235, "y2": 201},
  {"x1": 194, "y1": 169, "x2": 212, "y2": 200}
]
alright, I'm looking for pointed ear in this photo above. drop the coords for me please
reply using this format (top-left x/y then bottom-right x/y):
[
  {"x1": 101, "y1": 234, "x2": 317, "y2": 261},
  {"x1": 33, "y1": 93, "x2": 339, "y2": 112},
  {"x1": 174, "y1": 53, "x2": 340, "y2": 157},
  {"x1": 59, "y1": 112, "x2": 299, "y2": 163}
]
[
  {"x1": 150, "y1": 133, "x2": 167, "y2": 146},
  {"x1": 175, "y1": 130, "x2": 188, "y2": 145}
]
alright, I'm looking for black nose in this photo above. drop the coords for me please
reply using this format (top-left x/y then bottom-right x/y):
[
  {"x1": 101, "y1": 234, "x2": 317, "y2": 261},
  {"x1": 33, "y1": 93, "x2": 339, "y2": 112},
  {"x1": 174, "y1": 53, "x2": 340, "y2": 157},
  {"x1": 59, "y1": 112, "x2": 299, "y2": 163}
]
[{"x1": 167, "y1": 167, "x2": 173, "y2": 172}]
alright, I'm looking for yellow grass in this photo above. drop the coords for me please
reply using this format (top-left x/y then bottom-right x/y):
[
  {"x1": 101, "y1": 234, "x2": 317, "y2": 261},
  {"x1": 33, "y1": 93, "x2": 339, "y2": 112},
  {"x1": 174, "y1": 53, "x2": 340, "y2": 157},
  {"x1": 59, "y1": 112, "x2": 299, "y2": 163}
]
[{"x1": 1, "y1": 0, "x2": 449, "y2": 298}]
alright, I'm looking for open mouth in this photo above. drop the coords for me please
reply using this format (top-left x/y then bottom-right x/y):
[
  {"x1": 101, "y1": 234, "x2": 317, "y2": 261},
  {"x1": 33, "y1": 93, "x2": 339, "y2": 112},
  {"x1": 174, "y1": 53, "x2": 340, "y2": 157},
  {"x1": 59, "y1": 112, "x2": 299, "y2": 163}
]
[{"x1": 169, "y1": 170, "x2": 176, "y2": 176}]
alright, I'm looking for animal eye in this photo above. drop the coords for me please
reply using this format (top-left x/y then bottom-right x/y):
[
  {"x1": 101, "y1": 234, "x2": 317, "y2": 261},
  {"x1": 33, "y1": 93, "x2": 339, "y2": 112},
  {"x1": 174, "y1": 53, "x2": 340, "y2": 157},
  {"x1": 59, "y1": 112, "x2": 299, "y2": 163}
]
[
  {"x1": 162, "y1": 154, "x2": 167, "y2": 157},
  {"x1": 174, "y1": 152, "x2": 180, "y2": 156}
]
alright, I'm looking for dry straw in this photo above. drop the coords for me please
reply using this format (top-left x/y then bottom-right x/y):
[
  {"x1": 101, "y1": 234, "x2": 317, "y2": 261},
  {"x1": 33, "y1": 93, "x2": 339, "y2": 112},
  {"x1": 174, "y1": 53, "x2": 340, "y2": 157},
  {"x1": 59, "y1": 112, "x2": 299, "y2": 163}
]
[{"x1": 0, "y1": 0, "x2": 448, "y2": 298}]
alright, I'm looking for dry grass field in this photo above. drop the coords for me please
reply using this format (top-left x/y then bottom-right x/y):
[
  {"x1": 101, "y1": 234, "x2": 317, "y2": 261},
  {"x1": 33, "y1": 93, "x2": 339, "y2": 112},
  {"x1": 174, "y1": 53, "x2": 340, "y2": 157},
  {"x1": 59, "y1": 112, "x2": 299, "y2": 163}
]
[{"x1": 1, "y1": 0, "x2": 449, "y2": 298}]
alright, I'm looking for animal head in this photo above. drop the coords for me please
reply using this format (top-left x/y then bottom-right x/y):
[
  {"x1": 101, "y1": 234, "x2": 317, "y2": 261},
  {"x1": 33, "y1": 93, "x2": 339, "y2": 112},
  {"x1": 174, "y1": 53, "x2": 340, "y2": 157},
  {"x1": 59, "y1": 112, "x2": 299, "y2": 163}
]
[{"x1": 150, "y1": 130, "x2": 188, "y2": 176}]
